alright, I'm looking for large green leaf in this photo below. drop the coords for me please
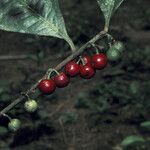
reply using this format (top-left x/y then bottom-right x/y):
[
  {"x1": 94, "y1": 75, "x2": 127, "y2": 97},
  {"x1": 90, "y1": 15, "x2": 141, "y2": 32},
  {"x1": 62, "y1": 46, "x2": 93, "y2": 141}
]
[
  {"x1": 97, "y1": 0, "x2": 124, "y2": 29},
  {"x1": 121, "y1": 136, "x2": 145, "y2": 148},
  {"x1": 140, "y1": 121, "x2": 150, "y2": 130},
  {"x1": 114, "y1": 0, "x2": 124, "y2": 11},
  {"x1": 0, "y1": 0, "x2": 75, "y2": 50}
]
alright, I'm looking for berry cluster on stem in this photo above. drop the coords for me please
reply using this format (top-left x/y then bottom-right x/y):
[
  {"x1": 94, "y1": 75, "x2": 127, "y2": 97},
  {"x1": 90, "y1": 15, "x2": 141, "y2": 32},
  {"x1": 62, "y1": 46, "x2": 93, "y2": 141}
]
[
  {"x1": 0, "y1": 30, "x2": 107, "y2": 117},
  {"x1": 0, "y1": 29, "x2": 124, "y2": 131},
  {"x1": 0, "y1": 30, "x2": 111, "y2": 131}
]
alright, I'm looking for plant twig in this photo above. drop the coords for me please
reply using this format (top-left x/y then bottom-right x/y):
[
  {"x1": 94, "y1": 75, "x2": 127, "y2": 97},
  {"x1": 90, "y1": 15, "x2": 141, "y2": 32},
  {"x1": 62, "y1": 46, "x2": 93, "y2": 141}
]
[
  {"x1": 0, "y1": 30, "x2": 107, "y2": 117},
  {"x1": 49, "y1": 103, "x2": 64, "y2": 118},
  {"x1": 59, "y1": 117, "x2": 68, "y2": 144},
  {"x1": 0, "y1": 55, "x2": 29, "y2": 60},
  {"x1": 0, "y1": 52, "x2": 71, "y2": 61}
]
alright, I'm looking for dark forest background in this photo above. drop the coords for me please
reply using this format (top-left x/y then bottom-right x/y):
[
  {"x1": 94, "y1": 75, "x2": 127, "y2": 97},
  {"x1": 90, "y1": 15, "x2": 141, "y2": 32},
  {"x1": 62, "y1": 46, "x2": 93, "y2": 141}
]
[{"x1": 0, "y1": 0, "x2": 150, "y2": 150}]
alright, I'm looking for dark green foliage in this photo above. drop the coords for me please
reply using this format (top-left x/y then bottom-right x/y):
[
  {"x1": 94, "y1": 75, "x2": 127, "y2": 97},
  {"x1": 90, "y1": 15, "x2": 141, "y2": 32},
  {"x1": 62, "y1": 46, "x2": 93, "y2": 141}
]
[
  {"x1": 61, "y1": 112, "x2": 78, "y2": 124},
  {"x1": 0, "y1": 126, "x2": 9, "y2": 137},
  {"x1": 75, "y1": 91, "x2": 110, "y2": 113},
  {"x1": 75, "y1": 77, "x2": 150, "y2": 114},
  {"x1": 140, "y1": 121, "x2": 150, "y2": 130}
]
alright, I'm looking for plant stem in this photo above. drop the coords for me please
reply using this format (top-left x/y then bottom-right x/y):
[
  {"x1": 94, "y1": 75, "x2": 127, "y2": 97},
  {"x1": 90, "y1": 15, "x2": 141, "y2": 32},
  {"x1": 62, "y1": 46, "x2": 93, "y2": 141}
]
[
  {"x1": 104, "y1": 26, "x2": 109, "y2": 33},
  {"x1": 0, "y1": 55, "x2": 29, "y2": 60},
  {"x1": 66, "y1": 37, "x2": 76, "y2": 52},
  {"x1": 0, "y1": 30, "x2": 107, "y2": 117}
]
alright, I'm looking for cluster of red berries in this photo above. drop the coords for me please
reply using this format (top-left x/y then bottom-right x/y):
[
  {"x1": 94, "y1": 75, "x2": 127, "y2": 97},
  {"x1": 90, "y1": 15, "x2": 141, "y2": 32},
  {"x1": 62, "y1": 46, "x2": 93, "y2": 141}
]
[
  {"x1": 6, "y1": 42, "x2": 124, "y2": 132},
  {"x1": 38, "y1": 52, "x2": 108, "y2": 94}
]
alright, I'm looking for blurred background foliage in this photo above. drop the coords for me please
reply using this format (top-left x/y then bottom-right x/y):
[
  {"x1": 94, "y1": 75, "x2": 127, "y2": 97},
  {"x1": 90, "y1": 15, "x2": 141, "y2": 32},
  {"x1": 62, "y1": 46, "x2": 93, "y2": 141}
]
[{"x1": 0, "y1": 0, "x2": 149, "y2": 150}]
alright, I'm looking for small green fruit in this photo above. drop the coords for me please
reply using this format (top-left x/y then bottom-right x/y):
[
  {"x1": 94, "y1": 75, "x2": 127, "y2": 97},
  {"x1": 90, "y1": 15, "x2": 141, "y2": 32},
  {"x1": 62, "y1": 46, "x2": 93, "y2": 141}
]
[
  {"x1": 107, "y1": 48, "x2": 121, "y2": 61},
  {"x1": 8, "y1": 119, "x2": 21, "y2": 132},
  {"x1": 24, "y1": 100, "x2": 38, "y2": 113},
  {"x1": 113, "y1": 41, "x2": 124, "y2": 52}
]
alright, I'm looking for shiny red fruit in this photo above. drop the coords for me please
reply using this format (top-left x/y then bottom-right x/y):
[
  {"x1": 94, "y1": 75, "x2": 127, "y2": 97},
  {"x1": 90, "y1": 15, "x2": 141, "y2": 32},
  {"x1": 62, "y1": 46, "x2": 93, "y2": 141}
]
[
  {"x1": 82, "y1": 55, "x2": 92, "y2": 65},
  {"x1": 65, "y1": 61, "x2": 80, "y2": 77},
  {"x1": 38, "y1": 79, "x2": 56, "y2": 94},
  {"x1": 53, "y1": 72, "x2": 70, "y2": 88},
  {"x1": 92, "y1": 54, "x2": 108, "y2": 70},
  {"x1": 80, "y1": 65, "x2": 95, "y2": 79}
]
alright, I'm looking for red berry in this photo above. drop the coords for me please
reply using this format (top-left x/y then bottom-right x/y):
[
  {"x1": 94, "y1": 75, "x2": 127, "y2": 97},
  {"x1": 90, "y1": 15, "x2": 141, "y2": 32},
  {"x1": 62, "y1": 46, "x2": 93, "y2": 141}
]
[
  {"x1": 92, "y1": 54, "x2": 108, "y2": 70},
  {"x1": 53, "y1": 72, "x2": 70, "y2": 88},
  {"x1": 65, "y1": 61, "x2": 80, "y2": 77},
  {"x1": 82, "y1": 55, "x2": 92, "y2": 65},
  {"x1": 38, "y1": 79, "x2": 56, "y2": 94},
  {"x1": 80, "y1": 65, "x2": 95, "y2": 79}
]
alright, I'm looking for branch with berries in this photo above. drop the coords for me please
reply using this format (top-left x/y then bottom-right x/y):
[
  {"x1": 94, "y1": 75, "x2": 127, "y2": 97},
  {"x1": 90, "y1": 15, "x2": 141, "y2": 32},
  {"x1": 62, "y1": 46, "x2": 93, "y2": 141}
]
[{"x1": 0, "y1": 29, "x2": 125, "y2": 131}]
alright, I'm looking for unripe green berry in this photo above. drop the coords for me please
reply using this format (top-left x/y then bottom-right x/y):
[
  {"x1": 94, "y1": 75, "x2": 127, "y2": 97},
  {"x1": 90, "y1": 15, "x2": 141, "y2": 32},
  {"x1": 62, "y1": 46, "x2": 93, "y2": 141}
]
[
  {"x1": 113, "y1": 41, "x2": 124, "y2": 52},
  {"x1": 8, "y1": 119, "x2": 21, "y2": 132},
  {"x1": 107, "y1": 48, "x2": 121, "y2": 61},
  {"x1": 24, "y1": 100, "x2": 38, "y2": 113}
]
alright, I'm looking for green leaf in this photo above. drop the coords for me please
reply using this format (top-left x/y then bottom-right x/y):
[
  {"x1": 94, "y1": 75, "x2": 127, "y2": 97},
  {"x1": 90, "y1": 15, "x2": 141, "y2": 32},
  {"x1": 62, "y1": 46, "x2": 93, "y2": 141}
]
[
  {"x1": 140, "y1": 121, "x2": 150, "y2": 130},
  {"x1": 129, "y1": 81, "x2": 140, "y2": 94},
  {"x1": 0, "y1": 0, "x2": 75, "y2": 50},
  {"x1": 97, "y1": 0, "x2": 124, "y2": 29},
  {"x1": 121, "y1": 135, "x2": 145, "y2": 148},
  {"x1": 0, "y1": 126, "x2": 8, "y2": 136},
  {"x1": 61, "y1": 112, "x2": 78, "y2": 124},
  {"x1": 38, "y1": 110, "x2": 49, "y2": 120},
  {"x1": 114, "y1": 0, "x2": 124, "y2": 11}
]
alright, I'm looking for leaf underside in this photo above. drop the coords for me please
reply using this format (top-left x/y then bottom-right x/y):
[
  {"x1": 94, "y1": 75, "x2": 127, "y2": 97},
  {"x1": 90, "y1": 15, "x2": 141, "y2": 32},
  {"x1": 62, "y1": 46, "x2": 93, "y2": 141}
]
[
  {"x1": 0, "y1": 0, "x2": 70, "y2": 41},
  {"x1": 97, "y1": 0, "x2": 124, "y2": 28}
]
